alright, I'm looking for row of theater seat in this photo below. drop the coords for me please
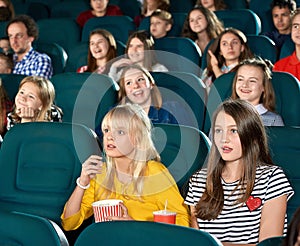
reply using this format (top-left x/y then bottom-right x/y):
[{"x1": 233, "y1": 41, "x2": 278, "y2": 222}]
[
  {"x1": 0, "y1": 210, "x2": 224, "y2": 246},
  {"x1": 0, "y1": 209, "x2": 290, "y2": 245},
  {"x1": 2, "y1": 70, "x2": 299, "y2": 132},
  {"x1": 0, "y1": 3, "x2": 294, "y2": 76},
  {"x1": 0, "y1": 119, "x2": 299, "y2": 244}
]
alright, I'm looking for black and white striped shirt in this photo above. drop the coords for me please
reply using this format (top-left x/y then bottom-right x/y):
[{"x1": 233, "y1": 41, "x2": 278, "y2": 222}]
[{"x1": 185, "y1": 165, "x2": 294, "y2": 244}]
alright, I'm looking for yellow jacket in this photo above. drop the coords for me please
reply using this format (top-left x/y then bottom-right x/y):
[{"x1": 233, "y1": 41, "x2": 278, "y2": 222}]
[{"x1": 61, "y1": 160, "x2": 190, "y2": 230}]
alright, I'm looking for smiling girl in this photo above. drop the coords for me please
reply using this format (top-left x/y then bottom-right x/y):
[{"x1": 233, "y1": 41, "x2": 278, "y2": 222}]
[
  {"x1": 108, "y1": 30, "x2": 168, "y2": 83},
  {"x1": 7, "y1": 76, "x2": 62, "y2": 129},
  {"x1": 77, "y1": 29, "x2": 117, "y2": 74},
  {"x1": 181, "y1": 6, "x2": 224, "y2": 54},
  {"x1": 232, "y1": 57, "x2": 284, "y2": 126},
  {"x1": 185, "y1": 99, "x2": 293, "y2": 245},
  {"x1": 117, "y1": 64, "x2": 192, "y2": 126}
]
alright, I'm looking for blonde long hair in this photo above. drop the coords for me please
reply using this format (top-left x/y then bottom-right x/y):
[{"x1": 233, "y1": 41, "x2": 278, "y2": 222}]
[{"x1": 100, "y1": 104, "x2": 160, "y2": 199}]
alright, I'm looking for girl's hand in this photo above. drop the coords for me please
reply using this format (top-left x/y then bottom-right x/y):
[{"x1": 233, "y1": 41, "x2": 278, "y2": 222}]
[
  {"x1": 17, "y1": 107, "x2": 38, "y2": 122},
  {"x1": 112, "y1": 58, "x2": 133, "y2": 68},
  {"x1": 107, "y1": 203, "x2": 134, "y2": 221},
  {"x1": 208, "y1": 50, "x2": 218, "y2": 68},
  {"x1": 79, "y1": 155, "x2": 103, "y2": 186}
]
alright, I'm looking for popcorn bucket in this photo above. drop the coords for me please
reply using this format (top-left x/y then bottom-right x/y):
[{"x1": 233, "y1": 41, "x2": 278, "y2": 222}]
[{"x1": 92, "y1": 199, "x2": 123, "y2": 223}]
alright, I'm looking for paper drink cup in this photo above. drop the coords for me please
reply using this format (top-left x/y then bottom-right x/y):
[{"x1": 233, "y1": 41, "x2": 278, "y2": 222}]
[
  {"x1": 153, "y1": 210, "x2": 177, "y2": 224},
  {"x1": 92, "y1": 199, "x2": 123, "y2": 223}
]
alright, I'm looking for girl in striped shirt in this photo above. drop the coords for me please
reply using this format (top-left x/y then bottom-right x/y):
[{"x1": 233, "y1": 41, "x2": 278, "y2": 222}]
[{"x1": 185, "y1": 99, "x2": 294, "y2": 245}]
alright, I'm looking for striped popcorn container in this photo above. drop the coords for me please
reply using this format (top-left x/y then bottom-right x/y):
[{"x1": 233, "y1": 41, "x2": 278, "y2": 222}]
[{"x1": 92, "y1": 199, "x2": 123, "y2": 223}]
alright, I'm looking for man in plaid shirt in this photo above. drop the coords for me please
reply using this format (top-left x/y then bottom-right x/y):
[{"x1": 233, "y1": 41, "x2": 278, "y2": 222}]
[{"x1": 6, "y1": 15, "x2": 53, "y2": 79}]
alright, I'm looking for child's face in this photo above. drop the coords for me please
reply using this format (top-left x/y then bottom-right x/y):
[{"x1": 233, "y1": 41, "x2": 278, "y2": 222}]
[
  {"x1": 90, "y1": 0, "x2": 109, "y2": 13},
  {"x1": 0, "y1": 39, "x2": 10, "y2": 53},
  {"x1": 89, "y1": 33, "x2": 109, "y2": 60},
  {"x1": 127, "y1": 37, "x2": 145, "y2": 63},
  {"x1": 102, "y1": 123, "x2": 135, "y2": 159},
  {"x1": 123, "y1": 68, "x2": 152, "y2": 107},
  {"x1": 189, "y1": 9, "x2": 208, "y2": 34},
  {"x1": 235, "y1": 65, "x2": 264, "y2": 106},
  {"x1": 0, "y1": 0, "x2": 7, "y2": 7},
  {"x1": 150, "y1": 16, "x2": 171, "y2": 39},
  {"x1": 219, "y1": 32, "x2": 244, "y2": 64},
  {"x1": 291, "y1": 14, "x2": 300, "y2": 46},
  {"x1": 0, "y1": 57, "x2": 11, "y2": 74},
  {"x1": 15, "y1": 82, "x2": 43, "y2": 113},
  {"x1": 200, "y1": 0, "x2": 215, "y2": 10},
  {"x1": 214, "y1": 111, "x2": 242, "y2": 165}
]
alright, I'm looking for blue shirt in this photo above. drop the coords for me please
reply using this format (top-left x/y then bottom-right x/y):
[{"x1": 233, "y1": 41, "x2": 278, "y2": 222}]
[
  {"x1": 264, "y1": 30, "x2": 291, "y2": 59},
  {"x1": 13, "y1": 48, "x2": 53, "y2": 79},
  {"x1": 148, "y1": 105, "x2": 178, "y2": 125}
]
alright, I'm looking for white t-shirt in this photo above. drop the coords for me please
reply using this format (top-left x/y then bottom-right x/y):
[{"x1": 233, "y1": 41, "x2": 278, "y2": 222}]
[{"x1": 185, "y1": 165, "x2": 294, "y2": 244}]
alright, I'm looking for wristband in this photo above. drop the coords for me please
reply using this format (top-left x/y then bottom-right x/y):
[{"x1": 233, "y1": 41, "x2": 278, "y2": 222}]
[{"x1": 76, "y1": 177, "x2": 90, "y2": 190}]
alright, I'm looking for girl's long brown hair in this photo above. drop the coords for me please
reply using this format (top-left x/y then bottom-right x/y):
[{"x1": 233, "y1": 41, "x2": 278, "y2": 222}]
[
  {"x1": 182, "y1": 6, "x2": 224, "y2": 41},
  {"x1": 195, "y1": 99, "x2": 274, "y2": 220},
  {"x1": 206, "y1": 28, "x2": 253, "y2": 81},
  {"x1": 86, "y1": 29, "x2": 117, "y2": 73}
]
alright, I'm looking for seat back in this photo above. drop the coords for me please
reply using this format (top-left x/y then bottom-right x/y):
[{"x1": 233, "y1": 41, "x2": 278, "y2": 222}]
[
  {"x1": 223, "y1": 0, "x2": 248, "y2": 9},
  {"x1": 75, "y1": 221, "x2": 222, "y2": 246},
  {"x1": 215, "y1": 9, "x2": 261, "y2": 35},
  {"x1": 64, "y1": 42, "x2": 88, "y2": 72},
  {"x1": 279, "y1": 37, "x2": 294, "y2": 60},
  {"x1": 152, "y1": 123, "x2": 211, "y2": 196},
  {"x1": 117, "y1": 0, "x2": 141, "y2": 19},
  {"x1": 151, "y1": 71, "x2": 207, "y2": 130},
  {"x1": 0, "y1": 21, "x2": 8, "y2": 37},
  {"x1": 34, "y1": 42, "x2": 68, "y2": 75},
  {"x1": 0, "y1": 73, "x2": 26, "y2": 100},
  {"x1": 0, "y1": 210, "x2": 68, "y2": 246},
  {"x1": 50, "y1": 1, "x2": 90, "y2": 19},
  {"x1": 266, "y1": 126, "x2": 300, "y2": 222},
  {"x1": 203, "y1": 72, "x2": 234, "y2": 134},
  {"x1": 247, "y1": 35, "x2": 277, "y2": 64},
  {"x1": 27, "y1": 2, "x2": 50, "y2": 21},
  {"x1": 271, "y1": 72, "x2": 300, "y2": 126},
  {"x1": 249, "y1": 0, "x2": 274, "y2": 34},
  {"x1": 37, "y1": 18, "x2": 81, "y2": 54},
  {"x1": 256, "y1": 236, "x2": 285, "y2": 246},
  {"x1": 154, "y1": 37, "x2": 202, "y2": 75},
  {"x1": 0, "y1": 122, "x2": 101, "y2": 224},
  {"x1": 81, "y1": 16, "x2": 136, "y2": 44},
  {"x1": 169, "y1": 0, "x2": 195, "y2": 13},
  {"x1": 51, "y1": 72, "x2": 118, "y2": 129}
]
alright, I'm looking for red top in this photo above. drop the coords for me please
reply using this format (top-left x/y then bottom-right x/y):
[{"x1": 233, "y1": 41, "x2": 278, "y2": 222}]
[
  {"x1": 76, "y1": 5, "x2": 123, "y2": 28},
  {"x1": 273, "y1": 51, "x2": 300, "y2": 81}
]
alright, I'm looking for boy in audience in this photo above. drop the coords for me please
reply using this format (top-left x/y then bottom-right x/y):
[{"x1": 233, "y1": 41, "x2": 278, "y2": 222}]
[
  {"x1": 76, "y1": 0, "x2": 123, "y2": 28},
  {"x1": 6, "y1": 15, "x2": 53, "y2": 79},
  {"x1": 150, "y1": 9, "x2": 173, "y2": 39},
  {"x1": 264, "y1": 0, "x2": 296, "y2": 59}
]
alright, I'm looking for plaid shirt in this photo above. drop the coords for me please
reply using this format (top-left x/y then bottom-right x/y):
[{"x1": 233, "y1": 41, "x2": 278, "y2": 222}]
[{"x1": 13, "y1": 48, "x2": 53, "y2": 79}]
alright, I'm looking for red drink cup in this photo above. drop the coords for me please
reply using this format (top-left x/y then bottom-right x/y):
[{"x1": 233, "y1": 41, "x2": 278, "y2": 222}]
[
  {"x1": 153, "y1": 210, "x2": 177, "y2": 224},
  {"x1": 92, "y1": 199, "x2": 123, "y2": 223}
]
